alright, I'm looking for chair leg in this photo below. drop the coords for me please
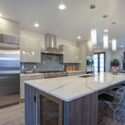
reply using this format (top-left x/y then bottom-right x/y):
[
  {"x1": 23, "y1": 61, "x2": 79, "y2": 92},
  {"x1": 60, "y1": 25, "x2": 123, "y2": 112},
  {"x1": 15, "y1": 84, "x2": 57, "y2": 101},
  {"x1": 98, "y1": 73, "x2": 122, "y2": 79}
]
[{"x1": 113, "y1": 110, "x2": 116, "y2": 122}]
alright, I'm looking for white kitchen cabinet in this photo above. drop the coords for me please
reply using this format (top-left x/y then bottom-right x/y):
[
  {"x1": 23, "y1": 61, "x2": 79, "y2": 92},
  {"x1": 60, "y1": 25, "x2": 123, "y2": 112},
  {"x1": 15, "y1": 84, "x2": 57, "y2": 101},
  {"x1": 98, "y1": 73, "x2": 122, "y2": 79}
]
[
  {"x1": 30, "y1": 39, "x2": 41, "y2": 63},
  {"x1": 20, "y1": 38, "x2": 30, "y2": 62},
  {"x1": 20, "y1": 37, "x2": 41, "y2": 63},
  {"x1": 20, "y1": 73, "x2": 44, "y2": 99},
  {"x1": 59, "y1": 45, "x2": 81, "y2": 63}
]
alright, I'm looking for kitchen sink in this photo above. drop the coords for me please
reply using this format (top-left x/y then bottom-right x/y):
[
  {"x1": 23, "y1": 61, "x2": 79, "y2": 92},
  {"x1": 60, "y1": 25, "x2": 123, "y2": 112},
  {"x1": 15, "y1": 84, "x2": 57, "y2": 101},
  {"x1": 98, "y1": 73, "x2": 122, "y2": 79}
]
[{"x1": 79, "y1": 74, "x2": 93, "y2": 78}]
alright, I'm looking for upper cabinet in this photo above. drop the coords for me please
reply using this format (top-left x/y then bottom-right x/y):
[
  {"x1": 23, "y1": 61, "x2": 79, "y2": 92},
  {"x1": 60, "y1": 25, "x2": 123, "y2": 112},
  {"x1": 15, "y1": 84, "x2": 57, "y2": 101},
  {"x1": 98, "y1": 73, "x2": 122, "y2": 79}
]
[
  {"x1": 20, "y1": 38, "x2": 41, "y2": 63},
  {"x1": 59, "y1": 45, "x2": 81, "y2": 63},
  {"x1": 0, "y1": 18, "x2": 20, "y2": 45}
]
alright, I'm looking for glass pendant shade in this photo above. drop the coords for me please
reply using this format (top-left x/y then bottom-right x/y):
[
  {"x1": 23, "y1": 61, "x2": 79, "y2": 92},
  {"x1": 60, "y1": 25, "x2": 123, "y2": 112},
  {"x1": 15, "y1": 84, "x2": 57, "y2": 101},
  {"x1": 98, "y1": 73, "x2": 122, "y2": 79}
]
[
  {"x1": 112, "y1": 39, "x2": 117, "y2": 51},
  {"x1": 91, "y1": 29, "x2": 97, "y2": 46},
  {"x1": 103, "y1": 34, "x2": 108, "y2": 49}
]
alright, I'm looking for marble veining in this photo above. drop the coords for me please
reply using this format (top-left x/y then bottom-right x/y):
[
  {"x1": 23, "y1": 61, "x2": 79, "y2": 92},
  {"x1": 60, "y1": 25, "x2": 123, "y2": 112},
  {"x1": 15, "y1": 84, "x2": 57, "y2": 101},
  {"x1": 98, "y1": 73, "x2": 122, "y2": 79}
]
[{"x1": 25, "y1": 72, "x2": 125, "y2": 102}]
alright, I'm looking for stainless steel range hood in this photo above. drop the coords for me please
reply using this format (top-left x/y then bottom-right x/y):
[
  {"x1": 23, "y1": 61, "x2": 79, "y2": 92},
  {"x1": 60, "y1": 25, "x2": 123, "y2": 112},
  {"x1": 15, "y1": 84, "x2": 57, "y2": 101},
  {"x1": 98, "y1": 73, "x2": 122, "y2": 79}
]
[{"x1": 42, "y1": 34, "x2": 64, "y2": 54}]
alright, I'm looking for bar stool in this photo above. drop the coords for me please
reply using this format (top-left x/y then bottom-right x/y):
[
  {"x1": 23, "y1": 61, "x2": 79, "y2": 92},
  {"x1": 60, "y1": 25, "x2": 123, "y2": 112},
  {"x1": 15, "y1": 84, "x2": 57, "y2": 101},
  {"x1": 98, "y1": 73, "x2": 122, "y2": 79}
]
[{"x1": 98, "y1": 87, "x2": 125, "y2": 121}]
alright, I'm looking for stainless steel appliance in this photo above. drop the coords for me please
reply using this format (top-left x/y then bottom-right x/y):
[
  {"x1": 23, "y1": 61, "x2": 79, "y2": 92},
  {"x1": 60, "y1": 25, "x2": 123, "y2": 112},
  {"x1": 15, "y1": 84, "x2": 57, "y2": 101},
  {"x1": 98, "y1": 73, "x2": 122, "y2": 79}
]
[
  {"x1": 0, "y1": 34, "x2": 20, "y2": 108},
  {"x1": 43, "y1": 71, "x2": 67, "y2": 78},
  {"x1": 42, "y1": 34, "x2": 64, "y2": 54}
]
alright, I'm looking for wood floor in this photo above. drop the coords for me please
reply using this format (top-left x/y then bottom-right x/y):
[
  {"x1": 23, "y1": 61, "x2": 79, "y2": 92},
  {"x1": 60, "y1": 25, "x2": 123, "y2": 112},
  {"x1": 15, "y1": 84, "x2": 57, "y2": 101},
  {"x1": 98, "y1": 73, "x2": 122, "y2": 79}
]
[
  {"x1": 98, "y1": 107, "x2": 125, "y2": 125},
  {"x1": 0, "y1": 103, "x2": 24, "y2": 125},
  {"x1": 0, "y1": 102, "x2": 124, "y2": 125}
]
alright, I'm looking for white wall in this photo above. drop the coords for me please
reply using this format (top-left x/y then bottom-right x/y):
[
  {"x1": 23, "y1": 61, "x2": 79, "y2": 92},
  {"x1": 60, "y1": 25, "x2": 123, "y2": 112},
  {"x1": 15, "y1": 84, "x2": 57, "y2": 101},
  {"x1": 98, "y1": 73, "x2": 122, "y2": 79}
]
[{"x1": 110, "y1": 49, "x2": 125, "y2": 70}]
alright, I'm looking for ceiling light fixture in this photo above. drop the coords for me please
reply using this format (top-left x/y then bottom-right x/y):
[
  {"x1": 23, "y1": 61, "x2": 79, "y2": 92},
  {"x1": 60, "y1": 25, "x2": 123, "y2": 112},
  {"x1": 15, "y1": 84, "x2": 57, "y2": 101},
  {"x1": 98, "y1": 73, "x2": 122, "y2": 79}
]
[
  {"x1": 77, "y1": 36, "x2": 82, "y2": 40},
  {"x1": 103, "y1": 34, "x2": 108, "y2": 49},
  {"x1": 91, "y1": 29, "x2": 97, "y2": 45},
  {"x1": 104, "y1": 29, "x2": 109, "y2": 33},
  {"x1": 58, "y1": 3, "x2": 66, "y2": 10},
  {"x1": 34, "y1": 23, "x2": 40, "y2": 28},
  {"x1": 112, "y1": 39, "x2": 117, "y2": 51},
  {"x1": 0, "y1": 13, "x2": 2, "y2": 17}
]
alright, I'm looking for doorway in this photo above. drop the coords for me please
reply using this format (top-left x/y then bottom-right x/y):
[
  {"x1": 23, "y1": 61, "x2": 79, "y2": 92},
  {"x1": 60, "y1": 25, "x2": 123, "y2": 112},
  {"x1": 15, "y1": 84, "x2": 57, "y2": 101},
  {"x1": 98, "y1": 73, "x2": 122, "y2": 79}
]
[{"x1": 93, "y1": 52, "x2": 105, "y2": 72}]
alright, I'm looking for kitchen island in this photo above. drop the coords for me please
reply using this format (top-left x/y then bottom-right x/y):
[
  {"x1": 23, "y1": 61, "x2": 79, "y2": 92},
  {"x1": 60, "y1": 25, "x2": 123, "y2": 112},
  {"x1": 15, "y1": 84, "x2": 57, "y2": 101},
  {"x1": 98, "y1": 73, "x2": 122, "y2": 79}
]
[{"x1": 25, "y1": 73, "x2": 125, "y2": 125}]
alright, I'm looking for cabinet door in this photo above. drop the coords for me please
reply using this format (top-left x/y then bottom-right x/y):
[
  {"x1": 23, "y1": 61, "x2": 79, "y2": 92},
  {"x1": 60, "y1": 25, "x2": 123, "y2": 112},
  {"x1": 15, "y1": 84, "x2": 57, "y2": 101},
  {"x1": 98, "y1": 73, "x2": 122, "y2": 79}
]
[
  {"x1": 63, "y1": 45, "x2": 72, "y2": 63},
  {"x1": 72, "y1": 47, "x2": 81, "y2": 63},
  {"x1": 20, "y1": 38, "x2": 41, "y2": 63},
  {"x1": 40, "y1": 95, "x2": 63, "y2": 125},
  {"x1": 25, "y1": 85, "x2": 40, "y2": 125},
  {"x1": 63, "y1": 45, "x2": 81, "y2": 63},
  {"x1": 20, "y1": 38, "x2": 30, "y2": 62},
  {"x1": 20, "y1": 74, "x2": 44, "y2": 99},
  {"x1": 30, "y1": 40, "x2": 41, "y2": 63}
]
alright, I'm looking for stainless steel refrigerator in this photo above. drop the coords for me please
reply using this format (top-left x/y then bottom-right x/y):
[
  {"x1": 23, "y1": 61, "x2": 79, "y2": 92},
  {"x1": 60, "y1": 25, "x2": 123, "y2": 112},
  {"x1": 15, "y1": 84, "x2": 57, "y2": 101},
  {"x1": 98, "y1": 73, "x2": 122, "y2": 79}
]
[{"x1": 0, "y1": 34, "x2": 20, "y2": 108}]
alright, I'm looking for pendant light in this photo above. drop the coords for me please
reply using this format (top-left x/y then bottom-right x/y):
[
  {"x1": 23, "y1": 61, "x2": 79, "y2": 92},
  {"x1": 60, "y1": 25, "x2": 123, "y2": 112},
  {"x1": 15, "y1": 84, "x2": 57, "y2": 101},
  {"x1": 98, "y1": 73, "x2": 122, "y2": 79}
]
[
  {"x1": 112, "y1": 39, "x2": 117, "y2": 51},
  {"x1": 103, "y1": 34, "x2": 108, "y2": 49},
  {"x1": 91, "y1": 29, "x2": 97, "y2": 46}
]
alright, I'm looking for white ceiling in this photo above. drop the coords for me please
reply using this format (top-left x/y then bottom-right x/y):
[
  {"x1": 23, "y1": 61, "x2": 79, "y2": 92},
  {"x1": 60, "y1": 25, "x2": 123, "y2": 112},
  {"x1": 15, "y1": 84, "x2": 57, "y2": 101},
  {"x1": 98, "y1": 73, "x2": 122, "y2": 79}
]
[{"x1": 0, "y1": 0, "x2": 125, "y2": 48}]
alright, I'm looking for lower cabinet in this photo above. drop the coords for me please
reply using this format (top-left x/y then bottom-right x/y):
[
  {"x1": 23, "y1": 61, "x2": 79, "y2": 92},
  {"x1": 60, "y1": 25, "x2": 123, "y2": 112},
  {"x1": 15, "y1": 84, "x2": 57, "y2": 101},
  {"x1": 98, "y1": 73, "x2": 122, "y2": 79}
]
[
  {"x1": 25, "y1": 84, "x2": 63, "y2": 125},
  {"x1": 20, "y1": 74, "x2": 44, "y2": 99},
  {"x1": 40, "y1": 95, "x2": 63, "y2": 125},
  {"x1": 25, "y1": 84, "x2": 39, "y2": 125},
  {"x1": 25, "y1": 84, "x2": 98, "y2": 125}
]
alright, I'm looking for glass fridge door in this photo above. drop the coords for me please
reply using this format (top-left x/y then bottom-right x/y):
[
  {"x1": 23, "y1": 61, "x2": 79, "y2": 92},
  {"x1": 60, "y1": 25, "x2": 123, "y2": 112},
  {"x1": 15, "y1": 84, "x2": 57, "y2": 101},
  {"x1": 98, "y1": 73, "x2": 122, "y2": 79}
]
[{"x1": 40, "y1": 95, "x2": 60, "y2": 125}]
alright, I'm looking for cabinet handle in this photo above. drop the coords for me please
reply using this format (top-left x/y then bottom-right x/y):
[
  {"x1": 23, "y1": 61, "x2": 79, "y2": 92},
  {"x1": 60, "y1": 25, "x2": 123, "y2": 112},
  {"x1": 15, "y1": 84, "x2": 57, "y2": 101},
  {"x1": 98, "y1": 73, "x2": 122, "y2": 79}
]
[
  {"x1": 34, "y1": 95, "x2": 37, "y2": 103},
  {"x1": 35, "y1": 94, "x2": 40, "y2": 125}
]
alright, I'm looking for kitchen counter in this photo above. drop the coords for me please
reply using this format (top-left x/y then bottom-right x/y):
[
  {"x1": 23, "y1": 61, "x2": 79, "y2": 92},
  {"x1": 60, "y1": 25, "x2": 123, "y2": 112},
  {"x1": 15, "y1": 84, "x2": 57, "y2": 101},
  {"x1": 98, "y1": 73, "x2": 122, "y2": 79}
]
[
  {"x1": 20, "y1": 73, "x2": 44, "y2": 77},
  {"x1": 25, "y1": 72, "x2": 125, "y2": 125},
  {"x1": 66, "y1": 70, "x2": 85, "y2": 76},
  {"x1": 20, "y1": 73, "x2": 44, "y2": 99},
  {"x1": 25, "y1": 72, "x2": 125, "y2": 102}
]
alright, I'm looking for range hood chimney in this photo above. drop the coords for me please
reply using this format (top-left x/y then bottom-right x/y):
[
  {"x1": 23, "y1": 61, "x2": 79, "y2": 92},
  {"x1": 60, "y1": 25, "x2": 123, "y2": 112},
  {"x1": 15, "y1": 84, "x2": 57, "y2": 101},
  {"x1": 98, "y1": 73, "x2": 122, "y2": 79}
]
[{"x1": 42, "y1": 34, "x2": 63, "y2": 54}]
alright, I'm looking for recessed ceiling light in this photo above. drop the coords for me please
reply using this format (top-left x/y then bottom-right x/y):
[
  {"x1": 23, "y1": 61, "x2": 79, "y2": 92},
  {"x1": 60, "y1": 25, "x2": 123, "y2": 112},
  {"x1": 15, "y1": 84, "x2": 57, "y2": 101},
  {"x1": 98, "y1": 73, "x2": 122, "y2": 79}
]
[
  {"x1": 77, "y1": 36, "x2": 82, "y2": 40},
  {"x1": 90, "y1": 4, "x2": 96, "y2": 9},
  {"x1": 58, "y1": 4, "x2": 66, "y2": 10},
  {"x1": 104, "y1": 29, "x2": 109, "y2": 33},
  {"x1": 103, "y1": 14, "x2": 108, "y2": 18},
  {"x1": 34, "y1": 23, "x2": 40, "y2": 28}
]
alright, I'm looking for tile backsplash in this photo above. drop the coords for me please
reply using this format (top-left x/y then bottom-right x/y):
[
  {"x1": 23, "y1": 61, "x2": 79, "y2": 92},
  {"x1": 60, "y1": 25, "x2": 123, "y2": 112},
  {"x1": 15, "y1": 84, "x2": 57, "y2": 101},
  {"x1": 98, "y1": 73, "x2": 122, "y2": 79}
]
[
  {"x1": 21, "y1": 53, "x2": 64, "y2": 73},
  {"x1": 21, "y1": 63, "x2": 64, "y2": 73}
]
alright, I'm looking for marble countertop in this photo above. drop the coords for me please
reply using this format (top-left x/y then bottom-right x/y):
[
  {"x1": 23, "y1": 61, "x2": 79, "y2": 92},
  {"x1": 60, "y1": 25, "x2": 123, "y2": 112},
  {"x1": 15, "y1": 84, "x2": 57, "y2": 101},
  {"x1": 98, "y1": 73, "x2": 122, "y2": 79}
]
[{"x1": 25, "y1": 72, "x2": 125, "y2": 102}]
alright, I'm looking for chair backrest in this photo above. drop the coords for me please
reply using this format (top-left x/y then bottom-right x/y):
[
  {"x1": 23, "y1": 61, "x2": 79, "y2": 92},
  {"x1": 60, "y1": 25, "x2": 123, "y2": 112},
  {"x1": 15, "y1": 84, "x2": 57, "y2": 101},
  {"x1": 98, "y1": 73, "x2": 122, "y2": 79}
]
[{"x1": 112, "y1": 87, "x2": 125, "y2": 107}]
